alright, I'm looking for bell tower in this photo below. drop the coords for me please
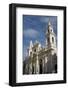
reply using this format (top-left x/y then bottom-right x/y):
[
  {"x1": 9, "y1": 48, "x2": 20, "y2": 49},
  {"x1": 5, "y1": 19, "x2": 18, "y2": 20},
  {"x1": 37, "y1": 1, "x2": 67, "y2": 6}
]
[{"x1": 46, "y1": 20, "x2": 56, "y2": 49}]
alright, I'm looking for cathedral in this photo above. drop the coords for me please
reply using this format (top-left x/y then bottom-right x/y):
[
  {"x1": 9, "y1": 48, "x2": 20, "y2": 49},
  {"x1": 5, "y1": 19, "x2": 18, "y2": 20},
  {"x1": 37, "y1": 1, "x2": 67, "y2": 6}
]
[{"x1": 23, "y1": 20, "x2": 57, "y2": 74}]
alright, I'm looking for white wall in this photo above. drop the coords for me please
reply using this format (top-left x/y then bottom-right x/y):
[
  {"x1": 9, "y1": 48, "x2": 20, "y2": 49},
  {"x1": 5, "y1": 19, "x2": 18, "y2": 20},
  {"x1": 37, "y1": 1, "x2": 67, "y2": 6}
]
[{"x1": 0, "y1": 0, "x2": 68, "y2": 89}]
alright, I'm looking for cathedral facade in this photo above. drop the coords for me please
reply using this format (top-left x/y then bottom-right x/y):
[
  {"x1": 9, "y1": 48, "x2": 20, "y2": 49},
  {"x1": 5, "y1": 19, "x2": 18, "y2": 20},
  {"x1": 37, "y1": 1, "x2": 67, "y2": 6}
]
[{"x1": 23, "y1": 21, "x2": 57, "y2": 74}]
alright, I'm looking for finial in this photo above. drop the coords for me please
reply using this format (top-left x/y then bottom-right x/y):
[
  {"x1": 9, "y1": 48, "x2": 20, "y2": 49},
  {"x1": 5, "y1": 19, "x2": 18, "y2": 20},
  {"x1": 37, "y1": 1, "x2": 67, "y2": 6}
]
[
  {"x1": 48, "y1": 18, "x2": 51, "y2": 26},
  {"x1": 29, "y1": 40, "x2": 33, "y2": 48}
]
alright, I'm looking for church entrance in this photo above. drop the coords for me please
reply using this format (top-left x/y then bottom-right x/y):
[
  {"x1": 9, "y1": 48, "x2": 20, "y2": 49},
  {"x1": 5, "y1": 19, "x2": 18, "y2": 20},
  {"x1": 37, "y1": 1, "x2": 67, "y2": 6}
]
[
  {"x1": 32, "y1": 65, "x2": 34, "y2": 74},
  {"x1": 39, "y1": 59, "x2": 42, "y2": 74},
  {"x1": 55, "y1": 64, "x2": 57, "y2": 73}
]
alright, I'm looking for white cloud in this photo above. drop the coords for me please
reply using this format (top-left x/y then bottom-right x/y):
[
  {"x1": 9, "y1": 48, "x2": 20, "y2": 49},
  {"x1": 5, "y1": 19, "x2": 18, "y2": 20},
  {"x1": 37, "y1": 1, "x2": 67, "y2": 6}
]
[
  {"x1": 40, "y1": 17, "x2": 49, "y2": 23},
  {"x1": 40, "y1": 17, "x2": 57, "y2": 24},
  {"x1": 24, "y1": 29, "x2": 39, "y2": 38}
]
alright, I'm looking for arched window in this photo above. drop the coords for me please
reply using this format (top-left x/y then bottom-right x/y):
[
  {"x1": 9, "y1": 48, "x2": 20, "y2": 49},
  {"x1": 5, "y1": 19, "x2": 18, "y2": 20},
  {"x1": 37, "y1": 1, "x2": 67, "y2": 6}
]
[
  {"x1": 51, "y1": 29, "x2": 52, "y2": 32},
  {"x1": 48, "y1": 29, "x2": 49, "y2": 33},
  {"x1": 52, "y1": 37, "x2": 54, "y2": 43},
  {"x1": 30, "y1": 52, "x2": 32, "y2": 55},
  {"x1": 34, "y1": 49, "x2": 36, "y2": 52}
]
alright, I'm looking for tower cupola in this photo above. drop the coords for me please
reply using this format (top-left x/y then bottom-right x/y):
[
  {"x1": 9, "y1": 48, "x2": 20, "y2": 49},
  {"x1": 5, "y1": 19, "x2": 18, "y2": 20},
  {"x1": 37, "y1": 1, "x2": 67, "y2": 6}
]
[{"x1": 45, "y1": 20, "x2": 56, "y2": 49}]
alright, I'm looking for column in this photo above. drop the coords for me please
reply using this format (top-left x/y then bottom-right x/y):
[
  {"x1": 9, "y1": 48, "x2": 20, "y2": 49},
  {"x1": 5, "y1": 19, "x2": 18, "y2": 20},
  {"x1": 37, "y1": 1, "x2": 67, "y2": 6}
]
[
  {"x1": 42, "y1": 58, "x2": 45, "y2": 74},
  {"x1": 34, "y1": 64, "x2": 35, "y2": 74},
  {"x1": 44, "y1": 57, "x2": 47, "y2": 73}
]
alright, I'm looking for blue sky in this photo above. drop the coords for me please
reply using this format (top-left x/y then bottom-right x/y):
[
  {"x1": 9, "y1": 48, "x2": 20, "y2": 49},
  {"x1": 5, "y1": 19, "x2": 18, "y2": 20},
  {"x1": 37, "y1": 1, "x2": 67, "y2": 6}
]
[{"x1": 23, "y1": 15, "x2": 57, "y2": 60}]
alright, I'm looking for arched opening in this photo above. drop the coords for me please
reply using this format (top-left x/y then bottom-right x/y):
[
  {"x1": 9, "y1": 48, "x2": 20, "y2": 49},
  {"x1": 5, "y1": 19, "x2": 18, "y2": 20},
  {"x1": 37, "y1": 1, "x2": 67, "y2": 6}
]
[
  {"x1": 48, "y1": 29, "x2": 49, "y2": 33},
  {"x1": 51, "y1": 29, "x2": 52, "y2": 32},
  {"x1": 32, "y1": 65, "x2": 34, "y2": 74},
  {"x1": 30, "y1": 52, "x2": 32, "y2": 56},
  {"x1": 55, "y1": 64, "x2": 57, "y2": 73},
  {"x1": 34, "y1": 49, "x2": 36, "y2": 52},
  {"x1": 52, "y1": 37, "x2": 54, "y2": 43},
  {"x1": 39, "y1": 59, "x2": 42, "y2": 74}
]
